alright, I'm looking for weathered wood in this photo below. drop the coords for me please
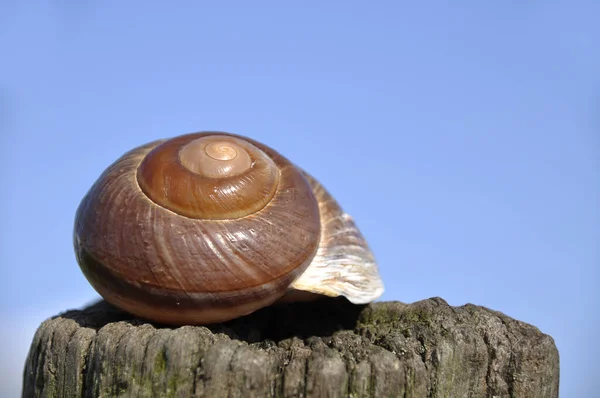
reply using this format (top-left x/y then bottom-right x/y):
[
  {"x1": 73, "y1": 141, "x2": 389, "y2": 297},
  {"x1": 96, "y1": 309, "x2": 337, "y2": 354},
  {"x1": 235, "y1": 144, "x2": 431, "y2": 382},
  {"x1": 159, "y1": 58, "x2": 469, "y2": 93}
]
[{"x1": 22, "y1": 297, "x2": 559, "y2": 397}]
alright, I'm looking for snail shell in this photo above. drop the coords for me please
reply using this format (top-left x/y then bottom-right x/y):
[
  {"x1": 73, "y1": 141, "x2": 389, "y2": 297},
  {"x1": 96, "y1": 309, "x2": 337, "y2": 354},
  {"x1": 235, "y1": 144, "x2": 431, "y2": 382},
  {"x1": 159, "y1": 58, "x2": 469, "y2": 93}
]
[{"x1": 74, "y1": 132, "x2": 384, "y2": 325}]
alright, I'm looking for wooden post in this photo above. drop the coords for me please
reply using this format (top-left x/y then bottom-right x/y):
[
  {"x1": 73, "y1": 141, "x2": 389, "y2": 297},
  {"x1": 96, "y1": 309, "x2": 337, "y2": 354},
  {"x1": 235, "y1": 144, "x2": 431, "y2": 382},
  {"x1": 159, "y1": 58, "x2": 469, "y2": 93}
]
[{"x1": 22, "y1": 297, "x2": 559, "y2": 397}]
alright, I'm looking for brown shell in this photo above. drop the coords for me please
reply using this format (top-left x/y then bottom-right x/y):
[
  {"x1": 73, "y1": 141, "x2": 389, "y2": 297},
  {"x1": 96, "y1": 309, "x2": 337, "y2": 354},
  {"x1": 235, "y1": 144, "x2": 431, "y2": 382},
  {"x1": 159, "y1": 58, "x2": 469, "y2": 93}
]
[
  {"x1": 73, "y1": 132, "x2": 321, "y2": 325},
  {"x1": 137, "y1": 134, "x2": 281, "y2": 219}
]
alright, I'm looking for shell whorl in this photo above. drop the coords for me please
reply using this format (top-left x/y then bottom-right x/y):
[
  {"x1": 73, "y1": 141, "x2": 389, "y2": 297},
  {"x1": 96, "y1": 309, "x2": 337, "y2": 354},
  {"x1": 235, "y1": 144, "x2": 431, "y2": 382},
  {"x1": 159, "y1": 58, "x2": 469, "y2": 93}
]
[
  {"x1": 137, "y1": 134, "x2": 280, "y2": 220},
  {"x1": 74, "y1": 132, "x2": 322, "y2": 325}
]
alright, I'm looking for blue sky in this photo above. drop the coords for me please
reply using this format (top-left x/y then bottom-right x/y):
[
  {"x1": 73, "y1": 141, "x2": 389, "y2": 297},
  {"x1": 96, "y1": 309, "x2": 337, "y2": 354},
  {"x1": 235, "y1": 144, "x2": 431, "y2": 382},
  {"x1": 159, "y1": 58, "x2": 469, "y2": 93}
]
[{"x1": 1, "y1": 1, "x2": 598, "y2": 396}]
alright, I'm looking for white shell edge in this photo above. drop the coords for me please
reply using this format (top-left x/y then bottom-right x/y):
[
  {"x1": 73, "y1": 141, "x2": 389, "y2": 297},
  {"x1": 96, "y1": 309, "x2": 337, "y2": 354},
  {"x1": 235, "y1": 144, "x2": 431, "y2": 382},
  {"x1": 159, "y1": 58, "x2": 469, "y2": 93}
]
[{"x1": 289, "y1": 172, "x2": 385, "y2": 304}]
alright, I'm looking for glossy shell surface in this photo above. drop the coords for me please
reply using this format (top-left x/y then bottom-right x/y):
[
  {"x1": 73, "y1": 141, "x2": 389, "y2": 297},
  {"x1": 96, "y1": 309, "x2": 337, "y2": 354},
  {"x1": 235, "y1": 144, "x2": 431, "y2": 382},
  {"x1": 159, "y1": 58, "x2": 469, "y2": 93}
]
[{"x1": 74, "y1": 132, "x2": 383, "y2": 324}]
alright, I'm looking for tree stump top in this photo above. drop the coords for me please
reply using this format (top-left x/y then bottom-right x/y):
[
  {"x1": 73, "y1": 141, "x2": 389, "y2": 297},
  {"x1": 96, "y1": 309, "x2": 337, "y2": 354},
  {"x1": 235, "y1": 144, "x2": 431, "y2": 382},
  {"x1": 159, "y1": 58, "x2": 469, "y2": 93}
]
[{"x1": 23, "y1": 297, "x2": 559, "y2": 397}]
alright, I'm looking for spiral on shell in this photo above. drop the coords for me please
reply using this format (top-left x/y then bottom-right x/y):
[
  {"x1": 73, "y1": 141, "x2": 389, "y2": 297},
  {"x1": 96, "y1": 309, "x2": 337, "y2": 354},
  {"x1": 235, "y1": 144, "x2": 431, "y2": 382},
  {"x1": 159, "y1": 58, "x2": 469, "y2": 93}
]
[{"x1": 74, "y1": 132, "x2": 384, "y2": 325}]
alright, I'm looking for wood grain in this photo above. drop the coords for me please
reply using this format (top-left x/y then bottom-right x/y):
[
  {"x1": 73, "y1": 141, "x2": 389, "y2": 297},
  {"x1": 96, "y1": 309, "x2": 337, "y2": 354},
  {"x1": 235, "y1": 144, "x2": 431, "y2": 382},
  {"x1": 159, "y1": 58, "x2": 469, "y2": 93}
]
[{"x1": 22, "y1": 297, "x2": 559, "y2": 397}]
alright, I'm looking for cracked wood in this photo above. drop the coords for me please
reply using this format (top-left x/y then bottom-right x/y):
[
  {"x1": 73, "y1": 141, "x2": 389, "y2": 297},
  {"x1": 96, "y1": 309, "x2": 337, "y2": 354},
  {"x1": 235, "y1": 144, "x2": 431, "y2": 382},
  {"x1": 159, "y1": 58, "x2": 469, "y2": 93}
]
[{"x1": 22, "y1": 298, "x2": 559, "y2": 397}]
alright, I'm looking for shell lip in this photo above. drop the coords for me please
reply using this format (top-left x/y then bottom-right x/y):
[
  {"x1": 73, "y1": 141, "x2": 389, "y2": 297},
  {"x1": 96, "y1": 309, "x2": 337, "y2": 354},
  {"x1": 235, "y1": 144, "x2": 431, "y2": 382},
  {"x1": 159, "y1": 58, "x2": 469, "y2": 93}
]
[{"x1": 287, "y1": 169, "x2": 385, "y2": 306}]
